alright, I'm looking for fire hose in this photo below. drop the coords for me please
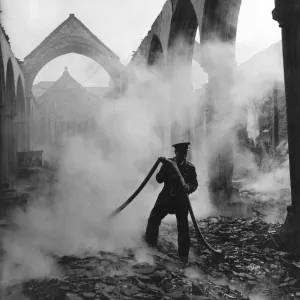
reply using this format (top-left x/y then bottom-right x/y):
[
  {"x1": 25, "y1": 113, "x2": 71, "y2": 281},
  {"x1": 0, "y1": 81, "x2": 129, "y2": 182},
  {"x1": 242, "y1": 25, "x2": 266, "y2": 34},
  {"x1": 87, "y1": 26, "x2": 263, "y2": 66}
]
[{"x1": 108, "y1": 157, "x2": 223, "y2": 257}]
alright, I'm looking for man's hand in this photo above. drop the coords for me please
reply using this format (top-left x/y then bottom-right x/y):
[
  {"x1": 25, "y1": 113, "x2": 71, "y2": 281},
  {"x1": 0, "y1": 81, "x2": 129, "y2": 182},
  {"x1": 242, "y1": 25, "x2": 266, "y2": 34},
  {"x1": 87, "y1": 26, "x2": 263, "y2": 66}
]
[
  {"x1": 158, "y1": 157, "x2": 167, "y2": 163},
  {"x1": 182, "y1": 184, "x2": 190, "y2": 194}
]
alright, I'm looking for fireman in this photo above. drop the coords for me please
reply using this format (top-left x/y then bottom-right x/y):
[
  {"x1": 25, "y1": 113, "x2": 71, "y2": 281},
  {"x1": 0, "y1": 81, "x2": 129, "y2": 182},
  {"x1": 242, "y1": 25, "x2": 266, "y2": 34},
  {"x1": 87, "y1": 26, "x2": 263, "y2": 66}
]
[{"x1": 144, "y1": 141, "x2": 198, "y2": 263}]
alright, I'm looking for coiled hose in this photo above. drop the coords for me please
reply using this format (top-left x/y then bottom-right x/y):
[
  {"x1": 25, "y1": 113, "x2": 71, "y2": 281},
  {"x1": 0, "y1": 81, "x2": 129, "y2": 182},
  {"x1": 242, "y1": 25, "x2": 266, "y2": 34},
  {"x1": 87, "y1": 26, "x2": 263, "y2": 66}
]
[{"x1": 108, "y1": 157, "x2": 223, "y2": 257}]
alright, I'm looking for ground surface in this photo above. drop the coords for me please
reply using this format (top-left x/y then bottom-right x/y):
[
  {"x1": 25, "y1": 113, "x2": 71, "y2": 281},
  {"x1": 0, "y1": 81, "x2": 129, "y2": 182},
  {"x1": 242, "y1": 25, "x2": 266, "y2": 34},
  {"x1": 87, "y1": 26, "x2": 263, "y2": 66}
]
[{"x1": 1, "y1": 167, "x2": 300, "y2": 300}]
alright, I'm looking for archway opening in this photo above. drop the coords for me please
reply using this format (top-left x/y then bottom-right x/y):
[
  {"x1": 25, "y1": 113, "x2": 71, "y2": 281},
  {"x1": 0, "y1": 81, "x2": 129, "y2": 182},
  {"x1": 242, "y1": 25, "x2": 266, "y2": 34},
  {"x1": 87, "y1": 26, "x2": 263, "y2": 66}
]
[
  {"x1": 168, "y1": 0, "x2": 198, "y2": 64},
  {"x1": 0, "y1": 46, "x2": 5, "y2": 185},
  {"x1": 15, "y1": 77, "x2": 26, "y2": 153},
  {"x1": 24, "y1": 40, "x2": 125, "y2": 99},
  {"x1": 5, "y1": 59, "x2": 15, "y2": 177},
  {"x1": 0, "y1": 47, "x2": 4, "y2": 105},
  {"x1": 30, "y1": 53, "x2": 110, "y2": 157},
  {"x1": 16, "y1": 77, "x2": 25, "y2": 116},
  {"x1": 147, "y1": 34, "x2": 164, "y2": 67},
  {"x1": 5, "y1": 59, "x2": 15, "y2": 111},
  {"x1": 33, "y1": 53, "x2": 110, "y2": 88}
]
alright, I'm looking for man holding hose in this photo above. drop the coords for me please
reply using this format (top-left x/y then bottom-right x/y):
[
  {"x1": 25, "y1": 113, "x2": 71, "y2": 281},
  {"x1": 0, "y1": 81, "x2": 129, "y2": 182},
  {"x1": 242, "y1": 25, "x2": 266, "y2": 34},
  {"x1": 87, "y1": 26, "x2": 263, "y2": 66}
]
[{"x1": 145, "y1": 141, "x2": 198, "y2": 263}]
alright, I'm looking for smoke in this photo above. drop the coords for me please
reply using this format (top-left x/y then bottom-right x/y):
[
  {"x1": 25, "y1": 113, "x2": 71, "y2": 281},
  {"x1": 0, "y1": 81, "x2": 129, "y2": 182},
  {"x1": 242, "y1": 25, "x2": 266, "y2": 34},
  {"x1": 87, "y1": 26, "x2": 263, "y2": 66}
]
[
  {"x1": 245, "y1": 158, "x2": 290, "y2": 194},
  {"x1": 2, "y1": 36, "x2": 285, "y2": 285},
  {"x1": 2, "y1": 52, "x2": 198, "y2": 284},
  {"x1": 184, "y1": 267, "x2": 205, "y2": 280}
]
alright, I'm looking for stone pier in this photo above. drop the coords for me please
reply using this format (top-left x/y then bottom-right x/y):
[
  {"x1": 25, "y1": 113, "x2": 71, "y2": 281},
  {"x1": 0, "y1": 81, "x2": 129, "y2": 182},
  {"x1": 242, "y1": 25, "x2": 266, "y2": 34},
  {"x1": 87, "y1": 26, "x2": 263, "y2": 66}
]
[{"x1": 272, "y1": 0, "x2": 300, "y2": 253}]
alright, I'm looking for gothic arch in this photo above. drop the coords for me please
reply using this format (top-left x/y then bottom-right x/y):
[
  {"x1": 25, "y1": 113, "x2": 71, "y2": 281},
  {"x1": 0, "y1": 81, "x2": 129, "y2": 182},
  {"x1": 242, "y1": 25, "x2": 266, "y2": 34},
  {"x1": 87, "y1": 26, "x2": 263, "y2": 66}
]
[
  {"x1": 23, "y1": 14, "x2": 126, "y2": 95},
  {"x1": 147, "y1": 34, "x2": 164, "y2": 66},
  {"x1": 16, "y1": 76, "x2": 25, "y2": 117},
  {"x1": 15, "y1": 76, "x2": 26, "y2": 152},
  {"x1": 200, "y1": 0, "x2": 242, "y2": 69},
  {"x1": 5, "y1": 58, "x2": 15, "y2": 115},
  {"x1": 200, "y1": 0, "x2": 241, "y2": 45},
  {"x1": 167, "y1": 0, "x2": 198, "y2": 64},
  {"x1": 166, "y1": 0, "x2": 199, "y2": 151},
  {"x1": 0, "y1": 45, "x2": 4, "y2": 106},
  {"x1": 3, "y1": 58, "x2": 16, "y2": 178}
]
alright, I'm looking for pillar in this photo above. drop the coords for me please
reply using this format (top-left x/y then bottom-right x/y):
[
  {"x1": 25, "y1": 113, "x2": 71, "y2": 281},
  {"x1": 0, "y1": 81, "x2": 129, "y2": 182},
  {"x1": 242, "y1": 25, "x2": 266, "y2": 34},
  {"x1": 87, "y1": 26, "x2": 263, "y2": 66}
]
[
  {"x1": 0, "y1": 113, "x2": 13, "y2": 188},
  {"x1": 0, "y1": 107, "x2": 8, "y2": 189},
  {"x1": 14, "y1": 113, "x2": 26, "y2": 153},
  {"x1": 25, "y1": 95, "x2": 31, "y2": 151},
  {"x1": 272, "y1": 1, "x2": 300, "y2": 253},
  {"x1": 201, "y1": 46, "x2": 236, "y2": 204},
  {"x1": 272, "y1": 82, "x2": 279, "y2": 151}
]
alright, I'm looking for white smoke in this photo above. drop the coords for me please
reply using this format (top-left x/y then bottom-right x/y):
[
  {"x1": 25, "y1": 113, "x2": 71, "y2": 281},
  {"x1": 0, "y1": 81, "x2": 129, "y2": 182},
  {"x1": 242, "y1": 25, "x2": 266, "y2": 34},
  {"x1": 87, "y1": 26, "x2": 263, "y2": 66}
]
[{"x1": 2, "y1": 36, "x2": 285, "y2": 285}]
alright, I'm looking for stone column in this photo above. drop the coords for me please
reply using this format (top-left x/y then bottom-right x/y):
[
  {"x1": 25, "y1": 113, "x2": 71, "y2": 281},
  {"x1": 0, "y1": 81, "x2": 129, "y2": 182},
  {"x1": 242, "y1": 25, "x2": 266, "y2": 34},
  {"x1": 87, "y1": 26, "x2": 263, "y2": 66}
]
[
  {"x1": 272, "y1": 0, "x2": 300, "y2": 253},
  {"x1": 2, "y1": 114, "x2": 12, "y2": 188},
  {"x1": 201, "y1": 45, "x2": 236, "y2": 204},
  {"x1": 0, "y1": 106, "x2": 7, "y2": 188},
  {"x1": 25, "y1": 95, "x2": 31, "y2": 151}
]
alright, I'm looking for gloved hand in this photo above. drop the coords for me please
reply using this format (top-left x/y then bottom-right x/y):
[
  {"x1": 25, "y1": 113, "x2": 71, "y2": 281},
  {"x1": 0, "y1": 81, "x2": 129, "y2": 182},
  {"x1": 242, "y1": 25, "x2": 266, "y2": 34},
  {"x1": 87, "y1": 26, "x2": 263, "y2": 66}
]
[{"x1": 182, "y1": 184, "x2": 190, "y2": 194}]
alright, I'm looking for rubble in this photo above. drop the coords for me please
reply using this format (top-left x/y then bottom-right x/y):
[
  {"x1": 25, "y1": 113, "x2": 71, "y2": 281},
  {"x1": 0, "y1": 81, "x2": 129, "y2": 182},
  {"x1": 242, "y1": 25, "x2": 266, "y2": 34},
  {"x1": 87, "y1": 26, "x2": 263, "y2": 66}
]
[
  {"x1": 2, "y1": 168, "x2": 300, "y2": 300},
  {"x1": 2, "y1": 215, "x2": 300, "y2": 300}
]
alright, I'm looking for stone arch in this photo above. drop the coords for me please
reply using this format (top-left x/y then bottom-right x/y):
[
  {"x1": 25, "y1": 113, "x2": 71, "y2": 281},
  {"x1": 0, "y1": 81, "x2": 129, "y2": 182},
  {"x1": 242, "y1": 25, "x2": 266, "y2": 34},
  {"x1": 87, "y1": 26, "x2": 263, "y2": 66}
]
[
  {"x1": 147, "y1": 34, "x2": 164, "y2": 66},
  {"x1": 15, "y1": 77, "x2": 26, "y2": 152},
  {"x1": 0, "y1": 45, "x2": 4, "y2": 106},
  {"x1": 199, "y1": 0, "x2": 241, "y2": 72},
  {"x1": 16, "y1": 76, "x2": 25, "y2": 117},
  {"x1": 199, "y1": 0, "x2": 242, "y2": 200},
  {"x1": 23, "y1": 14, "x2": 126, "y2": 96},
  {"x1": 166, "y1": 0, "x2": 199, "y2": 156},
  {"x1": 22, "y1": 14, "x2": 127, "y2": 148},
  {"x1": 0, "y1": 44, "x2": 5, "y2": 186},
  {"x1": 167, "y1": 0, "x2": 198, "y2": 64},
  {"x1": 200, "y1": 0, "x2": 241, "y2": 46},
  {"x1": 5, "y1": 58, "x2": 15, "y2": 114},
  {"x1": 3, "y1": 58, "x2": 16, "y2": 182}
]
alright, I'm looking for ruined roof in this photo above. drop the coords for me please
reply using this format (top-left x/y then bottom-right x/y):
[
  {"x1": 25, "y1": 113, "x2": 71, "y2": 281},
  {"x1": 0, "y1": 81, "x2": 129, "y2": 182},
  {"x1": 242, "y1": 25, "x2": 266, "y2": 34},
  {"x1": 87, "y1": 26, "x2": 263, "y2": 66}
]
[{"x1": 24, "y1": 13, "x2": 120, "y2": 61}]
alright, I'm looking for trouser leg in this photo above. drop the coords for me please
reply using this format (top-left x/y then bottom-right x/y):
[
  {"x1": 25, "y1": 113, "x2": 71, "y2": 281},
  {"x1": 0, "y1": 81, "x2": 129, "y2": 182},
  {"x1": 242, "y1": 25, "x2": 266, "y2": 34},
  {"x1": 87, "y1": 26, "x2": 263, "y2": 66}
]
[
  {"x1": 176, "y1": 211, "x2": 190, "y2": 258},
  {"x1": 145, "y1": 202, "x2": 168, "y2": 246}
]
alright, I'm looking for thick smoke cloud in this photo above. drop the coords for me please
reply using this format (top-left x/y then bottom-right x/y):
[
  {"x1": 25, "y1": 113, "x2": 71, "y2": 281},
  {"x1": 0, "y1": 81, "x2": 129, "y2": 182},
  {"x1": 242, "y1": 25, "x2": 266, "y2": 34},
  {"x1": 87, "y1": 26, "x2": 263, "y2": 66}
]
[{"x1": 1, "y1": 36, "x2": 285, "y2": 285}]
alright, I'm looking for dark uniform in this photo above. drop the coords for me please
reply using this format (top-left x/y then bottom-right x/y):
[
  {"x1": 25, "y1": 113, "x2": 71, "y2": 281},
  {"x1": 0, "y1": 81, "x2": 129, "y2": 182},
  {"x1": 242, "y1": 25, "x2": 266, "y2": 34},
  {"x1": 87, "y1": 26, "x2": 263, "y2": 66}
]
[{"x1": 145, "y1": 156, "x2": 198, "y2": 259}]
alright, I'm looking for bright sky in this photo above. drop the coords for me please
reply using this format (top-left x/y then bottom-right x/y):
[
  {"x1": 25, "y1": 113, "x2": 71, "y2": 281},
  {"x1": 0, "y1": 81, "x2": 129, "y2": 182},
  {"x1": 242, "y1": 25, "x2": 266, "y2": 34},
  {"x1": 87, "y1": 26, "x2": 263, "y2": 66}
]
[{"x1": 1, "y1": 0, "x2": 281, "y2": 87}]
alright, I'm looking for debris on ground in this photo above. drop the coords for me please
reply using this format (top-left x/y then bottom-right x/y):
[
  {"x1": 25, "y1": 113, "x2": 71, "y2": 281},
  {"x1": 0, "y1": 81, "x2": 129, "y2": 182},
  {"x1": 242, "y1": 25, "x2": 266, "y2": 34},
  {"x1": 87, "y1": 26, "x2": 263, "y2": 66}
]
[
  {"x1": 2, "y1": 216, "x2": 300, "y2": 300},
  {"x1": 1, "y1": 167, "x2": 299, "y2": 300}
]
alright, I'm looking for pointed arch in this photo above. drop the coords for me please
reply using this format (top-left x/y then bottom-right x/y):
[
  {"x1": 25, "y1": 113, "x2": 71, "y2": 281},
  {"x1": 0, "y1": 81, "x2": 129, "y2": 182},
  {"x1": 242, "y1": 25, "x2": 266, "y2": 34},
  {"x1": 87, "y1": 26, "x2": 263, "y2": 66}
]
[
  {"x1": 167, "y1": 0, "x2": 198, "y2": 63},
  {"x1": 5, "y1": 58, "x2": 15, "y2": 114},
  {"x1": 201, "y1": 0, "x2": 241, "y2": 45},
  {"x1": 23, "y1": 14, "x2": 126, "y2": 95},
  {"x1": 0, "y1": 45, "x2": 4, "y2": 106},
  {"x1": 15, "y1": 76, "x2": 26, "y2": 152},
  {"x1": 148, "y1": 34, "x2": 164, "y2": 66},
  {"x1": 16, "y1": 76, "x2": 25, "y2": 117},
  {"x1": 3, "y1": 58, "x2": 16, "y2": 180}
]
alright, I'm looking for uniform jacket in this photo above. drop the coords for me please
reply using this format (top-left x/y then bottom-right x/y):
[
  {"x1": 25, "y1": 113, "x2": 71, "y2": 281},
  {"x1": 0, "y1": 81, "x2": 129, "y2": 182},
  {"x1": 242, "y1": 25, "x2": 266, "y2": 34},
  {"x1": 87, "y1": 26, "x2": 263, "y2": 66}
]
[{"x1": 155, "y1": 157, "x2": 198, "y2": 213}]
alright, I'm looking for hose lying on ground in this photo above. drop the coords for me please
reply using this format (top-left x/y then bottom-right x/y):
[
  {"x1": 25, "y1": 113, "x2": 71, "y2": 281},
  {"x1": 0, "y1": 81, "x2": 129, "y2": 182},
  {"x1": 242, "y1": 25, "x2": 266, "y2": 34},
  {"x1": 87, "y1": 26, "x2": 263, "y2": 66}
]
[{"x1": 108, "y1": 157, "x2": 224, "y2": 256}]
